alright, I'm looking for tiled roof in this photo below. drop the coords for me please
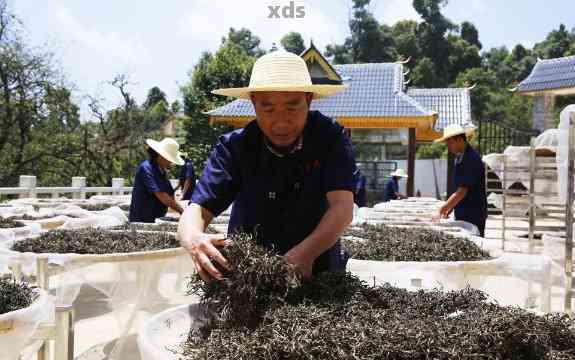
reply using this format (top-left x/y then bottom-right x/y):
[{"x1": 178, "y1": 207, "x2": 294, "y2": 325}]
[
  {"x1": 407, "y1": 88, "x2": 473, "y2": 131},
  {"x1": 516, "y1": 55, "x2": 575, "y2": 94},
  {"x1": 207, "y1": 63, "x2": 435, "y2": 119}
]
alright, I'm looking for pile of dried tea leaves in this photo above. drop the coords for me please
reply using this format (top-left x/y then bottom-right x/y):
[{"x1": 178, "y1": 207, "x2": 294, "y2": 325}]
[
  {"x1": 158, "y1": 216, "x2": 179, "y2": 223},
  {"x1": 343, "y1": 223, "x2": 490, "y2": 262},
  {"x1": 110, "y1": 223, "x2": 219, "y2": 234},
  {"x1": 79, "y1": 203, "x2": 114, "y2": 211},
  {"x1": 188, "y1": 233, "x2": 300, "y2": 330},
  {"x1": 0, "y1": 217, "x2": 25, "y2": 229},
  {"x1": 8, "y1": 214, "x2": 61, "y2": 221},
  {"x1": 0, "y1": 277, "x2": 38, "y2": 314},
  {"x1": 183, "y1": 237, "x2": 575, "y2": 360},
  {"x1": 11, "y1": 228, "x2": 179, "y2": 254}
]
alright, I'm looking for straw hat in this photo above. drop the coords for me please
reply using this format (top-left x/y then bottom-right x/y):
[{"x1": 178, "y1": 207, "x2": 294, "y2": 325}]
[
  {"x1": 212, "y1": 50, "x2": 348, "y2": 99},
  {"x1": 145, "y1": 138, "x2": 185, "y2": 166},
  {"x1": 434, "y1": 124, "x2": 477, "y2": 143},
  {"x1": 390, "y1": 169, "x2": 408, "y2": 178}
]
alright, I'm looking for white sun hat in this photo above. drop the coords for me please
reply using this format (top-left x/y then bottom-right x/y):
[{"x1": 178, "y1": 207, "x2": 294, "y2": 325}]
[
  {"x1": 145, "y1": 138, "x2": 185, "y2": 166},
  {"x1": 212, "y1": 50, "x2": 348, "y2": 99},
  {"x1": 390, "y1": 169, "x2": 409, "y2": 178},
  {"x1": 434, "y1": 124, "x2": 477, "y2": 143}
]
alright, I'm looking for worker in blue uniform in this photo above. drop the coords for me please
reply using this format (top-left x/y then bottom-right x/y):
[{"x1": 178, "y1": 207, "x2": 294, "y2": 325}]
[
  {"x1": 177, "y1": 156, "x2": 196, "y2": 202},
  {"x1": 129, "y1": 138, "x2": 185, "y2": 223},
  {"x1": 434, "y1": 124, "x2": 488, "y2": 237},
  {"x1": 383, "y1": 169, "x2": 408, "y2": 202},
  {"x1": 178, "y1": 50, "x2": 355, "y2": 281},
  {"x1": 353, "y1": 169, "x2": 367, "y2": 208}
]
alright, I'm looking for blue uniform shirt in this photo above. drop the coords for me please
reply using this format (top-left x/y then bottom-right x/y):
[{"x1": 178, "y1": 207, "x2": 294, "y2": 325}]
[
  {"x1": 453, "y1": 144, "x2": 488, "y2": 224},
  {"x1": 129, "y1": 159, "x2": 174, "y2": 223},
  {"x1": 353, "y1": 170, "x2": 367, "y2": 207},
  {"x1": 179, "y1": 160, "x2": 196, "y2": 201},
  {"x1": 384, "y1": 177, "x2": 399, "y2": 202},
  {"x1": 191, "y1": 111, "x2": 355, "y2": 274}
]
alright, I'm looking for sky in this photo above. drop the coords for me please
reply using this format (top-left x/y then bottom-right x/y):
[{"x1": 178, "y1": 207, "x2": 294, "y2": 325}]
[{"x1": 10, "y1": 0, "x2": 575, "y2": 119}]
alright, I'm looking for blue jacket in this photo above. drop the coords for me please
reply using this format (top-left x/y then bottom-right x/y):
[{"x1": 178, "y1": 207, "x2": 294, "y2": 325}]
[{"x1": 191, "y1": 111, "x2": 355, "y2": 273}]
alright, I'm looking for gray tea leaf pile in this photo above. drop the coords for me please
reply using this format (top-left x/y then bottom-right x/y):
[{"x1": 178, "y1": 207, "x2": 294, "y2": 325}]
[
  {"x1": 79, "y1": 203, "x2": 115, "y2": 211},
  {"x1": 110, "y1": 223, "x2": 219, "y2": 234},
  {"x1": 183, "y1": 237, "x2": 575, "y2": 360},
  {"x1": 158, "y1": 216, "x2": 179, "y2": 223},
  {"x1": 0, "y1": 217, "x2": 25, "y2": 228},
  {"x1": 11, "y1": 228, "x2": 179, "y2": 254},
  {"x1": 0, "y1": 277, "x2": 38, "y2": 315},
  {"x1": 187, "y1": 233, "x2": 300, "y2": 330},
  {"x1": 343, "y1": 223, "x2": 491, "y2": 262}
]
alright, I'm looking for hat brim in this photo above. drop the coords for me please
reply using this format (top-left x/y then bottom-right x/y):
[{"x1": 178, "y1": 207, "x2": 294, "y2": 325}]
[
  {"x1": 146, "y1": 139, "x2": 185, "y2": 166},
  {"x1": 212, "y1": 84, "x2": 348, "y2": 100},
  {"x1": 434, "y1": 128, "x2": 476, "y2": 143}
]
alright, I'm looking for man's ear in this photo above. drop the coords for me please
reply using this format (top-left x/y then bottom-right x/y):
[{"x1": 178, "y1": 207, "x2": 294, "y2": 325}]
[{"x1": 306, "y1": 93, "x2": 313, "y2": 106}]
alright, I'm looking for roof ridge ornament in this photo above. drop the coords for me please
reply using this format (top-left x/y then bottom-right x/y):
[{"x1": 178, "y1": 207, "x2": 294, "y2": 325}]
[{"x1": 396, "y1": 56, "x2": 411, "y2": 64}]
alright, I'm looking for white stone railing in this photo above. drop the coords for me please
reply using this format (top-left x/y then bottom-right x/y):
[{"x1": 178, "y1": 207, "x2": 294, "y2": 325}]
[{"x1": 0, "y1": 175, "x2": 179, "y2": 200}]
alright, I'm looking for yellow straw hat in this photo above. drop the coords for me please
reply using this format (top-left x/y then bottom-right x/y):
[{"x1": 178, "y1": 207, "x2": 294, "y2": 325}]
[
  {"x1": 434, "y1": 124, "x2": 477, "y2": 143},
  {"x1": 212, "y1": 50, "x2": 348, "y2": 99},
  {"x1": 145, "y1": 138, "x2": 185, "y2": 166},
  {"x1": 390, "y1": 169, "x2": 409, "y2": 178}
]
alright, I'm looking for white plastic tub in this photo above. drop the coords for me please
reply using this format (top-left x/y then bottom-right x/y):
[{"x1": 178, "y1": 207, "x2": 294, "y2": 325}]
[
  {"x1": 138, "y1": 303, "x2": 206, "y2": 360},
  {"x1": 0, "y1": 288, "x2": 54, "y2": 360}
]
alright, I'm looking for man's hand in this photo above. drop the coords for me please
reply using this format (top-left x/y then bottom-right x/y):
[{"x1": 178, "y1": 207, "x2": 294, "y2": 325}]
[
  {"x1": 180, "y1": 232, "x2": 230, "y2": 281},
  {"x1": 284, "y1": 247, "x2": 314, "y2": 280},
  {"x1": 432, "y1": 204, "x2": 451, "y2": 222}
]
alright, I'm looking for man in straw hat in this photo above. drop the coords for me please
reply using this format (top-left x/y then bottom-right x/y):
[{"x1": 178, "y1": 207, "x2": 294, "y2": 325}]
[
  {"x1": 384, "y1": 168, "x2": 408, "y2": 202},
  {"x1": 129, "y1": 138, "x2": 185, "y2": 223},
  {"x1": 433, "y1": 124, "x2": 488, "y2": 237},
  {"x1": 179, "y1": 50, "x2": 355, "y2": 280}
]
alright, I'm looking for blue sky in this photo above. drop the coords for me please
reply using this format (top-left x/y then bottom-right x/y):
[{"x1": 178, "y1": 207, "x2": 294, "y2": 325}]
[{"x1": 11, "y1": 0, "x2": 575, "y2": 119}]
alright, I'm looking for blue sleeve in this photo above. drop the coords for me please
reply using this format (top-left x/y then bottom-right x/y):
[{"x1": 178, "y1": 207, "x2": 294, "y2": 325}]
[
  {"x1": 185, "y1": 163, "x2": 196, "y2": 181},
  {"x1": 455, "y1": 157, "x2": 480, "y2": 188},
  {"x1": 191, "y1": 139, "x2": 240, "y2": 216},
  {"x1": 323, "y1": 128, "x2": 355, "y2": 193},
  {"x1": 139, "y1": 165, "x2": 166, "y2": 193},
  {"x1": 385, "y1": 180, "x2": 393, "y2": 193}
]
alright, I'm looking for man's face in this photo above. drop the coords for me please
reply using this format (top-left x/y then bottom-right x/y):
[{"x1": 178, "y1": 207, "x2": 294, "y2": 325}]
[
  {"x1": 157, "y1": 155, "x2": 173, "y2": 169},
  {"x1": 251, "y1": 92, "x2": 313, "y2": 148},
  {"x1": 445, "y1": 137, "x2": 465, "y2": 154}
]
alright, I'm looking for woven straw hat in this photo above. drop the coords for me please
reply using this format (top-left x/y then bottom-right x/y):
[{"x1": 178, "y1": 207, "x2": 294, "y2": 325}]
[
  {"x1": 212, "y1": 50, "x2": 347, "y2": 99},
  {"x1": 145, "y1": 138, "x2": 185, "y2": 166},
  {"x1": 434, "y1": 124, "x2": 477, "y2": 143},
  {"x1": 390, "y1": 169, "x2": 408, "y2": 178}
]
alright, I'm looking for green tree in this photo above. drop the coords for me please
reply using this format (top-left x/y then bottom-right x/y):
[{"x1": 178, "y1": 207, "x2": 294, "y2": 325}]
[
  {"x1": 460, "y1": 21, "x2": 482, "y2": 50},
  {"x1": 281, "y1": 32, "x2": 305, "y2": 55},
  {"x1": 143, "y1": 86, "x2": 167, "y2": 111},
  {"x1": 222, "y1": 27, "x2": 265, "y2": 57},
  {"x1": 446, "y1": 34, "x2": 481, "y2": 84},
  {"x1": 0, "y1": 1, "x2": 84, "y2": 186},
  {"x1": 391, "y1": 20, "x2": 421, "y2": 62},
  {"x1": 413, "y1": 0, "x2": 456, "y2": 86},
  {"x1": 416, "y1": 143, "x2": 447, "y2": 159},
  {"x1": 325, "y1": 0, "x2": 395, "y2": 63},
  {"x1": 455, "y1": 67, "x2": 498, "y2": 121},
  {"x1": 533, "y1": 24, "x2": 575, "y2": 59},
  {"x1": 411, "y1": 57, "x2": 439, "y2": 88},
  {"x1": 181, "y1": 39, "x2": 255, "y2": 172}
]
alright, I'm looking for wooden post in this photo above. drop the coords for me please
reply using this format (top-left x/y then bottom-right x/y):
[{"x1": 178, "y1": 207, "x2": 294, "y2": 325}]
[{"x1": 407, "y1": 128, "x2": 416, "y2": 197}]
